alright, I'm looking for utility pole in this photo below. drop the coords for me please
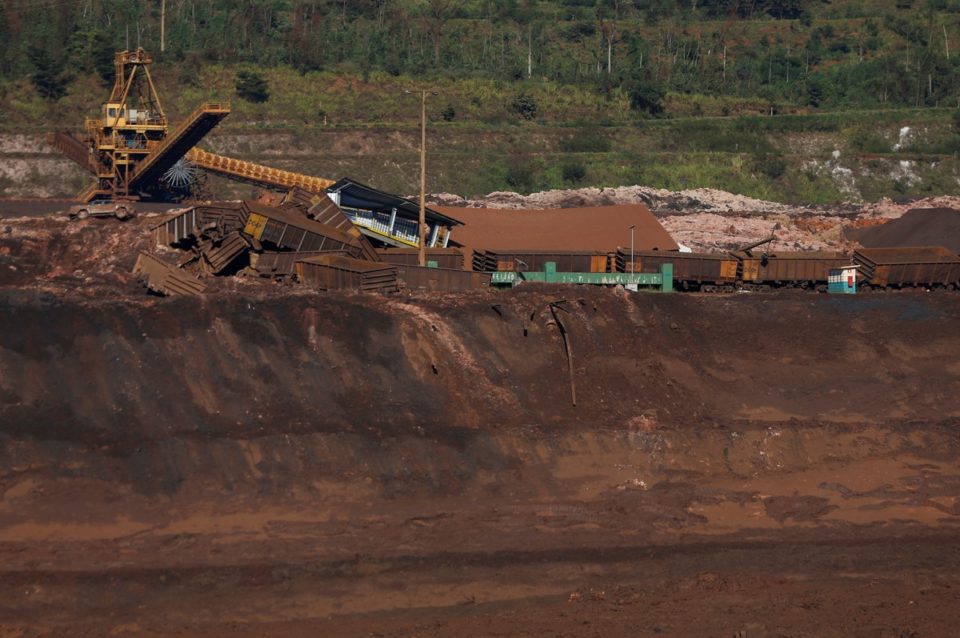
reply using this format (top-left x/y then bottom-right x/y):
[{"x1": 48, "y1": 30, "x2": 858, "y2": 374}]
[
  {"x1": 419, "y1": 89, "x2": 427, "y2": 267},
  {"x1": 629, "y1": 224, "x2": 635, "y2": 274}
]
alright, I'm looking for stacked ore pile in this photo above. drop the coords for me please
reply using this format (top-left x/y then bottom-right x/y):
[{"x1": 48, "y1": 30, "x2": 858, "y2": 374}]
[{"x1": 847, "y1": 207, "x2": 960, "y2": 253}]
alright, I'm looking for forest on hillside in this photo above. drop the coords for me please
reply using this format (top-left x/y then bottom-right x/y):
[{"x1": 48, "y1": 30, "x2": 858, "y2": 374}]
[{"x1": 3, "y1": 0, "x2": 960, "y2": 116}]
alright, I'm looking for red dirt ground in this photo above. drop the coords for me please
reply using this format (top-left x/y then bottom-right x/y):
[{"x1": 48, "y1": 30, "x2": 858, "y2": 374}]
[{"x1": 2, "y1": 212, "x2": 960, "y2": 636}]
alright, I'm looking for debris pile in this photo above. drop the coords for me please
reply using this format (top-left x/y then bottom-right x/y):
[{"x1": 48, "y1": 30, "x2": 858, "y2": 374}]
[
  {"x1": 136, "y1": 189, "x2": 490, "y2": 296},
  {"x1": 140, "y1": 192, "x2": 385, "y2": 295}
]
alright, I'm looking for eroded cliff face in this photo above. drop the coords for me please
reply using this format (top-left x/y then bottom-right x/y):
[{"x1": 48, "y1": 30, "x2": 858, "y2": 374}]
[
  {"x1": 4, "y1": 289, "x2": 960, "y2": 442},
  {"x1": 1, "y1": 288, "x2": 959, "y2": 514},
  {"x1": 3, "y1": 284, "x2": 960, "y2": 636}
]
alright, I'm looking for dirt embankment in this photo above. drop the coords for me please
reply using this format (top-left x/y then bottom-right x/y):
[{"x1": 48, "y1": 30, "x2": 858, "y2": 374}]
[{"x1": 2, "y1": 287, "x2": 960, "y2": 636}]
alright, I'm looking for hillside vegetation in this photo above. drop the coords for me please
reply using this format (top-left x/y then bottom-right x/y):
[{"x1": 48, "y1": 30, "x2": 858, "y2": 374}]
[{"x1": 2, "y1": 0, "x2": 959, "y2": 201}]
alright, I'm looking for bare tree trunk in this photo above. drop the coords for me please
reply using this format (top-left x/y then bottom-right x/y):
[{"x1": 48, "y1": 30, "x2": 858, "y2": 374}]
[
  {"x1": 607, "y1": 36, "x2": 612, "y2": 74},
  {"x1": 527, "y1": 28, "x2": 532, "y2": 78},
  {"x1": 916, "y1": 59, "x2": 922, "y2": 107},
  {"x1": 945, "y1": 24, "x2": 951, "y2": 59},
  {"x1": 722, "y1": 44, "x2": 726, "y2": 84}
]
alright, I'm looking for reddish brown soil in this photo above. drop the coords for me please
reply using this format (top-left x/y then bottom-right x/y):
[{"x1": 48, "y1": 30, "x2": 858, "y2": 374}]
[{"x1": 2, "y1": 215, "x2": 960, "y2": 636}]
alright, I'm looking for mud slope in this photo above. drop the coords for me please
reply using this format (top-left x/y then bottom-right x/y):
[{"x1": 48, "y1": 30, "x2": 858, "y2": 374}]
[{"x1": 2, "y1": 289, "x2": 960, "y2": 636}]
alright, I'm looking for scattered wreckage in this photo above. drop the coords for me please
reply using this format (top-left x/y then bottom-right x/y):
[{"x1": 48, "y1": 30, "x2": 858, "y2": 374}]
[{"x1": 134, "y1": 189, "x2": 487, "y2": 297}]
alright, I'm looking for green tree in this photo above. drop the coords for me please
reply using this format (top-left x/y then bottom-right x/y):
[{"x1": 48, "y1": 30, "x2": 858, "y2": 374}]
[
  {"x1": 625, "y1": 75, "x2": 665, "y2": 116},
  {"x1": 511, "y1": 93, "x2": 538, "y2": 119},
  {"x1": 27, "y1": 46, "x2": 67, "y2": 100},
  {"x1": 92, "y1": 35, "x2": 117, "y2": 87}
]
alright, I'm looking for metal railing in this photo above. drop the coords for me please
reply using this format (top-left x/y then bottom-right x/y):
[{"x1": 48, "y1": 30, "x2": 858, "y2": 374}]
[{"x1": 342, "y1": 208, "x2": 420, "y2": 246}]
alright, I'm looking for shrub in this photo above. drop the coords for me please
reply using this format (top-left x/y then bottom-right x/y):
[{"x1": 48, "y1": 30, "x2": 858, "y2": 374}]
[
  {"x1": 752, "y1": 153, "x2": 787, "y2": 179},
  {"x1": 505, "y1": 155, "x2": 535, "y2": 191},
  {"x1": 849, "y1": 127, "x2": 890, "y2": 154},
  {"x1": 562, "y1": 161, "x2": 587, "y2": 183},
  {"x1": 511, "y1": 93, "x2": 538, "y2": 120},
  {"x1": 441, "y1": 104, "x2": 456, "y2": 121},
  {"x1": 236, "y1": 70, "x2": 270, "y2": 103},
  {"x1": 559, "y1": 128, "x2": 611, "y2": 153},
  {"x1": 625, "y1": 77, "x2": 665, "y2": 116}
]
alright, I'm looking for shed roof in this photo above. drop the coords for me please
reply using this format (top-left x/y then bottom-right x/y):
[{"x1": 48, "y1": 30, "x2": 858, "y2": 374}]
[
  {"x1": 435, "y1": 204, "x2": 678, "y2": 255},
  {"x1": 328, "y1": 178, "x2": 463, "y2": 226}
]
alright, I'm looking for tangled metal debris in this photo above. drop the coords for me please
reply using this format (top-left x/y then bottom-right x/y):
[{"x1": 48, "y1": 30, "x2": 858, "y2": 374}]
[
  {"x1": 136, "y1": 193, "x2": 489, "y2": 296},
  {"x1": 133, "y1": 251, "x2": 206, "y2": 297}
]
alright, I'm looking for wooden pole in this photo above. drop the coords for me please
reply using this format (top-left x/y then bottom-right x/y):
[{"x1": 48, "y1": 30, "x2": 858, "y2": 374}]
[{"x1": 419, "y1": 89, "x2": 427, "y2": 267}]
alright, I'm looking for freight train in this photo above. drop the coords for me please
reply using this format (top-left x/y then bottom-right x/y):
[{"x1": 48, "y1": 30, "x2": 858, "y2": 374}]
[{"x1": 470, "y1": 245, "x2": 960, "y2": 292}]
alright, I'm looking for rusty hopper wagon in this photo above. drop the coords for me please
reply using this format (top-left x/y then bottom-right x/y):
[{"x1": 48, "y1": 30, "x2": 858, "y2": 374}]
[
  {"x1": 151, "y1": 202, "x2": 249, "y2": 247},
  {"x1": 853, "y1": 246, "x2": 960, "y2": 290},
  {"x1": 472, "y1": 250, "x2": 614, "y2": 273},
  {"x1": 393, "y1": 264, "x2": 492, "y2": 292},
  {"x1": 735, "y1": 251, "x2": 850, "y2": 290},
  {"x1": 132, "y1": 252, "x2": 206, "y2": 296},
  {"x1": 243, "y1": 201, "x2": 378, "y2": 260},
  {"x1": 616, "y1": 249, "x2": 739, "y2": 291},
  {"x1": 295, "y1": 255, "x2": 398, "y2": 293},
  {"x1": 280, "y1": 188, "x2": 380, "y2": 260},
  {"x1": 250, "y1": 251, "x2": 348, "y2": 279},
  {"x1": 377, "y1": 247, "x2": 465, "y2": 270}
]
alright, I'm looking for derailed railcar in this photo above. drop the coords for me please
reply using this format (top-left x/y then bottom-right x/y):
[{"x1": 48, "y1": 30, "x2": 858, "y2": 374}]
[
  {"x1": 853, "y1": 246, "x2": 960, "y2": 290},
  {"x1": 295, "y1": 255, "x2": 399, "y2": 293},
  {"x1": 243, "y1": 201, "x2": 372, "y2": 259},
  {"x1": 616, "y1": 249, "x2": 739, "y2": 291},
  {"x1": 472, "y1": 250, "x2": 614, "y2": 273},
  {"x1": 394, "y1": 264, "x2": 492, "y2": 292},
  {"x1": 378, "y1": 247, "x2": 465, "y2": 270},
  {"x1": 734, "y1": 251, "x2": 849, "y2": 290}
]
